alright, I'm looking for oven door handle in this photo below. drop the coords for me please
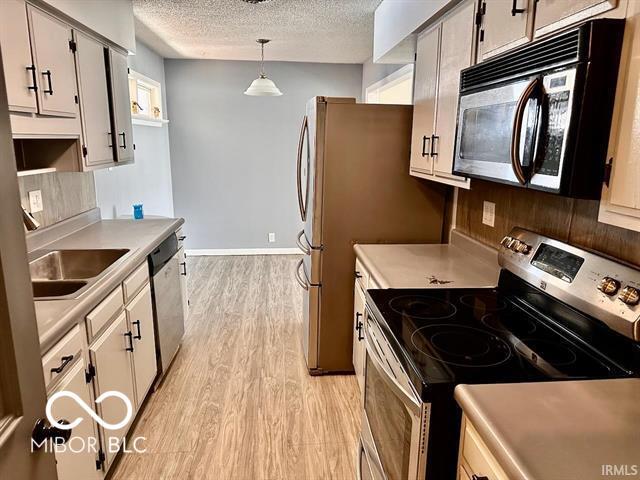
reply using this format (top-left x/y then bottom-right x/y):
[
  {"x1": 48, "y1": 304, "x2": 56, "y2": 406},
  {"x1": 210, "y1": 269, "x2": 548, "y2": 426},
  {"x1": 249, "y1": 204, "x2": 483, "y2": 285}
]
[
  {"x1": 365, "y1": 337, "x2": 421, "y2": 415},
  {"x1": 510, "y1": 77, "x2": 541, "y2": 185}
]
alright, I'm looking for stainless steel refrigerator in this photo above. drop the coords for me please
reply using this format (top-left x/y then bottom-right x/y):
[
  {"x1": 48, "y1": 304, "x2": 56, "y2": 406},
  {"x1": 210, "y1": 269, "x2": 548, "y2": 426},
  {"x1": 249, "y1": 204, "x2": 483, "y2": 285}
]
[{"x1": 294, "y1": 97, "x2": 446, "y2": 374}]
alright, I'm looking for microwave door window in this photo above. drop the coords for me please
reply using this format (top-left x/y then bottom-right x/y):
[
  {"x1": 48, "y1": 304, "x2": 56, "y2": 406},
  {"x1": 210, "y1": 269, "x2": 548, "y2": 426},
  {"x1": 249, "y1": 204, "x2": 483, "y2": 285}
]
[{"x1": 460, "y1": 102, "x2": 515, "y2": 164}]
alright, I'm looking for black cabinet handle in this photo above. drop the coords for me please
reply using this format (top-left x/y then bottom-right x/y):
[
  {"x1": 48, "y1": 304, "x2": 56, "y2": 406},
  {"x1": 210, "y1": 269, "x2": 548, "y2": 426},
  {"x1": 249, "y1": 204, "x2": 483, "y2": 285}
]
[
  {"x1": 355, "y1": 312, "x2": 364, "y2": 341},
  {"x1": 132, "y1": 320, "x2": 142, "y2": 340},
  {"x1": 511, "y1": 0, "x2": 525, "y2": 15},
  {"x1": 119, "y1": 132, "x2": 127, "y2": 149},
  {"x1": 50, "y1": 355, "x2": 74, "y2": 374},
  {"x1": 472, "y1": 475, "x2": 489, "y2": 480},
  {"x1": 32, "y1": 418, "x2": 71, "y2": 448},
  {"x1": 355, "y1": 271, "x2": 363, "y2": 279},
  {"x1": 180, "y1": 262, "x2": 187, "y2": 276},
  {"x1": 42, "y1": 70, "x2": 53, "y2": 95},
  {"x1": 430, "y1": 134, "x2": 439, "y2": 157},
  {"x1": 178, "y1": 235, "x2": 186, "y2": 241},
  {"x1": 26, "y1": 65, "x2": 37, "y2": 91},
  {"x1": 421, "y1": 135, "x2": 431, "y2": 157},
  {"x1": 124, "y1": 331, "x2": 134, "y2": 351}
]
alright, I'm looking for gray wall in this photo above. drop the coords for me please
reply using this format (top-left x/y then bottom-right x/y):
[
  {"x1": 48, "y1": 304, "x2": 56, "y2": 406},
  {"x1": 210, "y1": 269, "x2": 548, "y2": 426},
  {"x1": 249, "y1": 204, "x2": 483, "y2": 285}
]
[
  {"x1": 94, "y1": 41, "x2": 174, "y2": 219},
  {"x1": 361, "y1": 56, "x2": 410, "y2": 100},
  {"x1": 165, "y1": 59, "x2": 363, "y2": 250}
]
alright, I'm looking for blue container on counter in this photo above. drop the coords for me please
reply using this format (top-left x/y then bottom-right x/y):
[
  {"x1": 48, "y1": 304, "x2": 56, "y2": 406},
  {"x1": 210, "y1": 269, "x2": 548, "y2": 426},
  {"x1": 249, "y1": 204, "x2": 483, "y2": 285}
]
[{"x1": 133, "y1": 204, "x2": 144, "y2": 220}]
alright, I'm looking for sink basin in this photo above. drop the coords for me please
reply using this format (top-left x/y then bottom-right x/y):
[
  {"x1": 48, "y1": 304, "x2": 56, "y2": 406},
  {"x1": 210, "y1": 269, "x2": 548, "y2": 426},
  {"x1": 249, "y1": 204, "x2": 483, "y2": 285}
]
[
  {"x1": 29, "y1": 249, "x2": 129, "y2": 281},
  {"x1": 32, "y1": 280, "x2": 87, "y2": 299}
]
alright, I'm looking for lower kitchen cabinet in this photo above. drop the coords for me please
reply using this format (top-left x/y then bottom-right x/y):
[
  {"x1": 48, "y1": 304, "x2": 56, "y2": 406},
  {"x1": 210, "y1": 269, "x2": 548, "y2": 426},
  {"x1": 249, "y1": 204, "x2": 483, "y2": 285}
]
[
  {"x1": 353, "y1": 280, "x2": 366, "y2": 393},
  {"x1": 49, "y1": 358, "x2": 103, "y2": 480},
  {"x1": 126, "y1": 284, "x2": 157, "y2": 407},
  {"x1": 89, "y1": 311, "x2": 136, "y2": 469}
]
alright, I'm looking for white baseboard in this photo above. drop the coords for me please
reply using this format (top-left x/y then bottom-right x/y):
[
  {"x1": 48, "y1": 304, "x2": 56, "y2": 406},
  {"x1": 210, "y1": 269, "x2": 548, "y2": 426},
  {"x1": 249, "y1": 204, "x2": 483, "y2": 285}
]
[{"x1": 186, "y1": 248, "x2": 302, "y2": 256}]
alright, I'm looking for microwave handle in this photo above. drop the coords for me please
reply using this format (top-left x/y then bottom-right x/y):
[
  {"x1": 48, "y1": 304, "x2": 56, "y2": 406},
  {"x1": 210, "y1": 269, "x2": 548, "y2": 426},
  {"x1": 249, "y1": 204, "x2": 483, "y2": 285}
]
[
  {"x1": 531, "y1": 91, "x2": 549, "y2": 176},
  {"x1": 511, "y1": 77, "x2": 541, "y2": 185}
]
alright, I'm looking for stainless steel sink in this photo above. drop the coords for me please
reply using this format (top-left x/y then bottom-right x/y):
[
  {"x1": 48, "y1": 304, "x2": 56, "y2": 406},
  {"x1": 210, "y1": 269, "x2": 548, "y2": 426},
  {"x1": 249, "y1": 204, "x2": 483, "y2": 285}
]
[
  {"x1": 32, "y1": 280, "x2": 87, "y2": 299},
  {"x1": 29, "y1": 248, "x2": 130, "y2": 299}
]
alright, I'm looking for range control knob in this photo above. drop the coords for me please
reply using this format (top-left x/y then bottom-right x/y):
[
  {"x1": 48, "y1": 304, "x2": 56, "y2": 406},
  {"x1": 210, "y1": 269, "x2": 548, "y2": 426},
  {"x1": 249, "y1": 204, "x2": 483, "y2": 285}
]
[
  {"x1": 618, "y1": 286, "x2": 640, "y2": 306},
  {"x1": 500, "y1": 236, "x2": 513, "y2": 247},
  {"x1": 515, "y1": 241, "x2": 531, "y2": 254},
  {"x1": 598, "y1": 277, "x2": 621, "y2": 296}
]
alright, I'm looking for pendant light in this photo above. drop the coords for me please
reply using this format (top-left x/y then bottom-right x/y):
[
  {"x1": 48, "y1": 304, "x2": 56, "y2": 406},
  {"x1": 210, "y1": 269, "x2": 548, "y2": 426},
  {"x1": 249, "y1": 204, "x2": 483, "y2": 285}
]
[{"x1": 244, "y1": 39, "x2": 283, "y2": 96}]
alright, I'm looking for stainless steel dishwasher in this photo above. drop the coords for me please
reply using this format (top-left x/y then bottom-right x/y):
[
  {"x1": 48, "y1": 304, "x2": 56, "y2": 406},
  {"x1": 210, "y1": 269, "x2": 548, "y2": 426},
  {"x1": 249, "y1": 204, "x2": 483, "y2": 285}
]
[{"x1": 148, "y1": 233, "x2": 185, "y2": 382}]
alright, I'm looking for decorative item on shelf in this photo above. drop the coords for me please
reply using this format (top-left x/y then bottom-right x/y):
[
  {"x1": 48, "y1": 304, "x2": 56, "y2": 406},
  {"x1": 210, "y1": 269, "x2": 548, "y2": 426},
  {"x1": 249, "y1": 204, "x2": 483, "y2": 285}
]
[
  {"x1": 153, "y1": 106, "x2": 161, "y2": 119},
  {"x1": 244, "y1": 39, "x2": 283, "y2": 96},
  {"x1": 132, "y1": 101, "x2": 143, "y2": 114},
  {"x1": 133, "y1": 204, "x2": 144, "y2": 220}
]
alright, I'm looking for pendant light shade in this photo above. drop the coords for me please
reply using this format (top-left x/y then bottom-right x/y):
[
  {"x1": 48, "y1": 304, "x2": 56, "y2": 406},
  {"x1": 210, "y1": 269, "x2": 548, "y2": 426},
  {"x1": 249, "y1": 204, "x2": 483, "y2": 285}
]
[{"x1": 244, "y1": 39, "x2": 282, "y2": 96}]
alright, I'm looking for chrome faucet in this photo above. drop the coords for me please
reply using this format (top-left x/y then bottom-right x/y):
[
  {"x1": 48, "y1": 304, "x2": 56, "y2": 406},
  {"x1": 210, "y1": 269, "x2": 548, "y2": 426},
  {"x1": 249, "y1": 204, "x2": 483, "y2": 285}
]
[{"x1": 22, "y1": 207, "x2": 40, "y2": 231}]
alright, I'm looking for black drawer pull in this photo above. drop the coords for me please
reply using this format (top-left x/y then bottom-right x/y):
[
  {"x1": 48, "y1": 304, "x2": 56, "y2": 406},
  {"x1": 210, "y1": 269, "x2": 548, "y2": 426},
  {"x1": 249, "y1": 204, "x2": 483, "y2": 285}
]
[
  {"x1": 132, "y1": 320, "x2": 142, "y2": 340},
  {"x1": 124, "y1": 331, "x2": 134, "y2": 352},
  {"x1": 472, "y1": 475, "x2": 489, "y2": 480},
  {"x1": 50, "y1": 355, "x2": 74, "y2": 374}
]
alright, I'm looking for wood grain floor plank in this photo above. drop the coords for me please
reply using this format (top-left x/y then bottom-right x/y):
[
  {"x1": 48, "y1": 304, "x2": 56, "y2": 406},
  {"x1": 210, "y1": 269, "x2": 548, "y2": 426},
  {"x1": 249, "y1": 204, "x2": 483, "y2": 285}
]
[{"x1": 110, "y1": 255, "x2": 360, "y2": 480}]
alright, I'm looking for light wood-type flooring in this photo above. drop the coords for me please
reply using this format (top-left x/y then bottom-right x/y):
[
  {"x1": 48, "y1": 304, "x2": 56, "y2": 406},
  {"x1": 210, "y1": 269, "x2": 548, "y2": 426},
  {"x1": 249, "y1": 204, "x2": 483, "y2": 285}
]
[{"x1": 110, "y1": 255, "x2": 361, "y2": 479}]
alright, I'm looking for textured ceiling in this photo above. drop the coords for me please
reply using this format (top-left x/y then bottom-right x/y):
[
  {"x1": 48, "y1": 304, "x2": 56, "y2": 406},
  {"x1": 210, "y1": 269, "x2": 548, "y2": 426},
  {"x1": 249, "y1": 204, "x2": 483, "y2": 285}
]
[{"x1": 133, "y1": 0, "x2": 383, "y2": 63}]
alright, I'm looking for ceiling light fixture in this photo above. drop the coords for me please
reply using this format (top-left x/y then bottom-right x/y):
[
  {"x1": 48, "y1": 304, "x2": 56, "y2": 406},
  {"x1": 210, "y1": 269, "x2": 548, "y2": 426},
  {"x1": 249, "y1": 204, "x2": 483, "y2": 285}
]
[{"x1": 244, "y1": 39, "x2": 283, "y2": 96}]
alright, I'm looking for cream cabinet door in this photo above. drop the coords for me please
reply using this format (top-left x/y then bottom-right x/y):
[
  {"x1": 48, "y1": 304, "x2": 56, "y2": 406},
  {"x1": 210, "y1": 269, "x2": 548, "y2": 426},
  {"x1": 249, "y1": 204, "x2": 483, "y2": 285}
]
[
  {"x1": 109, "y1": 49, "x2": 134, "y2": 163},
  {"x1": 49, "y1": 359, "x2": 103, "y2": 480},
  {"x1": 178, "y1": 246, "x2": 189, "y2": 321},
  {"x1": 432, "y1": 0, "x2": 474, "y2": 188},
  {"x1": 410, "y1": 25, "x2": 440, "y2": 176},
  {"x1": 27, "y1": 5, "x2": 77, "y2": 117},
  {"x1": 534, "y1": 0, "x2": 618, "y2": 37},
  {"x1": 75, "y1": 32, "x2": 114, "y2": 167},
  {"x1": 478, "y1": 0, "x2": 533, "y2": 61},
  {"x1": 0, "y1": 0, "x2": 38, "y2": 113},
  {"x1": 352, "y1": 281, "x2": 366, "y2": 393},
  {"x1": 599, "y1": 0, "x2": 640, "y2": 232},
  {"x1": 89, "y1": 312, "x2": 135, "y2": 469},
  {"x1": 126, "y1": 284, "x2": 157, "y2": 408}
]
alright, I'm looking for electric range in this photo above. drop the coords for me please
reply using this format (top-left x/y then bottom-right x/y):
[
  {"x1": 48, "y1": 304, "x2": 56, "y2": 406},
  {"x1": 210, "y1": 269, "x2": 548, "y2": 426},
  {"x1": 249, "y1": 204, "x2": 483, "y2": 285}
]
[{"x1": 357, "y1": 228, "x2": 640, "y2": 480}]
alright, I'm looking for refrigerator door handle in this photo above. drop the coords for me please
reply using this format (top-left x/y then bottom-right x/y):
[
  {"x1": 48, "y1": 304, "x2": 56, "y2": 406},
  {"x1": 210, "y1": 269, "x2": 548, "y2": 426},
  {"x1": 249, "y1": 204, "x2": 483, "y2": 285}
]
[
  {"x1": 295, "y1": 259, "x2": 309, "y2": 291},
  {"x1": 296, "y1": 115, "x2": 309, "y2": 222}
]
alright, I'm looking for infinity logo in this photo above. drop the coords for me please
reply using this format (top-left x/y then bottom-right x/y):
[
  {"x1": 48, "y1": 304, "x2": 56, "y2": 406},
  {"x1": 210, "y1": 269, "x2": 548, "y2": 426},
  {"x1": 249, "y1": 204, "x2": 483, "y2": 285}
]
[{"x1": 46, "y1": 390, "x2": 133, "y2": 431}]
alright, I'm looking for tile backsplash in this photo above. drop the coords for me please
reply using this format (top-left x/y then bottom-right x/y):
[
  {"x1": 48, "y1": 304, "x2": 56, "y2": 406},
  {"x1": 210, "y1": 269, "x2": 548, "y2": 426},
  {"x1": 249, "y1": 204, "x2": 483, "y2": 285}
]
[
  {"x1": 18, "y1": 172, "x2": 96, "y2": 229},
  {"x1": 456, "y1": 179, "x2": 640, "y2": 268}
]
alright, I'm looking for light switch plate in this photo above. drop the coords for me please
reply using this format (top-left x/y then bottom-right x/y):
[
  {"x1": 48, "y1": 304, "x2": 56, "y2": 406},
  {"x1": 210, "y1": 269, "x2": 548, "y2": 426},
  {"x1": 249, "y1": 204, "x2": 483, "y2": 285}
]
[
  {"x1": 29, "y1": 190, "x2": 43, "y2": 213},
  {"x1": 268, "y1": 233, "x2": 276, "y2": 243},
  {"x1": 482, "y1": 201, "x2": 495, "y2": 227}
]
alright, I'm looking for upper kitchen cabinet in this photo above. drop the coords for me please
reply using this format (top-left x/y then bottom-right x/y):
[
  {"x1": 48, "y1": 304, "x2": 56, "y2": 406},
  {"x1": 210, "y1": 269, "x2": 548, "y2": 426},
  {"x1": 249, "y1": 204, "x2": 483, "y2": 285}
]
[
  {"x1": 0, "y1": 0, "x2": 38, "y2": 113},
  {"x1": 75, "y1": 32, "x2": 115, "y2": 167},
  {"x1": 108, "y1": 48, "x2": 134, "y2": 164},
  {"x1": 599, "y1": 0, "x2": 640, "y2": 232},
  {"x1": 410, "y1": 0, "x2": 475, "y2": 188},
  {"x1": 477, "y1": 0, "x2": 534, "y2": 61},
  {"x1": 27, "y1": 5, "x2": 78, "y2": 117},
  {"x1": 534, "y1": 0, "x2": 625, "y2": 37}
]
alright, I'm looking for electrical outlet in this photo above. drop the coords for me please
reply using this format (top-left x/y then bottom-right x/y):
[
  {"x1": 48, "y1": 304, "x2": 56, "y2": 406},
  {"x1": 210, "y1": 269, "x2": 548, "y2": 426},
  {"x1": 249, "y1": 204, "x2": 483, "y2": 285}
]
[
  {"x1": 482, "y1": 201, "x2": 495, "y2": 227},
  {"x1": 268, "y1": 233, "x2": 276, "y2": 243},
  {"x1": 29, "y1": 190, "x2": 43, "y2": 213}
]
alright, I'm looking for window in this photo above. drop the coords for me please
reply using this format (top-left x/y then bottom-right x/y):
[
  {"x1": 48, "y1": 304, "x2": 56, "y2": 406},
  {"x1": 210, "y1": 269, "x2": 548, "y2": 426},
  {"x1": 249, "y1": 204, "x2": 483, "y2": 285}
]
[
  {"x1": 366, "y1": 64, "x2": 414, "y2": 105},
  {"x1": 128, "y1": 70, "x2": 167, "y2": 126}
]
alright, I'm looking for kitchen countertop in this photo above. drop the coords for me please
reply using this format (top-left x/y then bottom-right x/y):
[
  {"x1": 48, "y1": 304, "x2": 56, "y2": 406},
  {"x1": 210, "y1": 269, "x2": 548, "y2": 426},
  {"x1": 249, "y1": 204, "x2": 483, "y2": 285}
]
[
  {"x1": 354, "y1": 230, "x2": 500, "y2": 289},
  {"x1": 33, "y1": 212, "x2": 184, "y2": 353},
  {"x1": 455, "y1": 379, "x2": 640, "y2": 480}
]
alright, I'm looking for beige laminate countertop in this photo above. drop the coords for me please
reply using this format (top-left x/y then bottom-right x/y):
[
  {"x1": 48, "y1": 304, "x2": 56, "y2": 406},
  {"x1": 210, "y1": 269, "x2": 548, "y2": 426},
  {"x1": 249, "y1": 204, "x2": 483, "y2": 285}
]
[
  {"x1": 354, "y1": 230, "x2": 500, "y2": 289},
  {"x1": 34, "y1": 216, "x2": 183, "y2": 353},
  {"x1": 455, "y1": 379, "x2": 640, "y2": 480}
]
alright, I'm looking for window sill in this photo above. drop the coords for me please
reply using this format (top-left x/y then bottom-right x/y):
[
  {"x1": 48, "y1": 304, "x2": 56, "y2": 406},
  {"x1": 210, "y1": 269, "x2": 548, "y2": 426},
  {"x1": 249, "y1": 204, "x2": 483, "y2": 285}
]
[{"x1": 131, "y1": 114, "x2": 170, "y2": 128}]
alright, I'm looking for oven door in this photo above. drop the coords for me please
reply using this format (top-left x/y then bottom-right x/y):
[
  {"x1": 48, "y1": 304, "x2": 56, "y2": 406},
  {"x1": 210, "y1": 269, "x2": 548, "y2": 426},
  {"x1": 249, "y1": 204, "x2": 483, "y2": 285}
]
[
  {"x1": 454, "y1": 77, "x2": 543, "y2": 186},
  {"x1": 362, "y1": 312, "x2": 429, "y2": 480}
]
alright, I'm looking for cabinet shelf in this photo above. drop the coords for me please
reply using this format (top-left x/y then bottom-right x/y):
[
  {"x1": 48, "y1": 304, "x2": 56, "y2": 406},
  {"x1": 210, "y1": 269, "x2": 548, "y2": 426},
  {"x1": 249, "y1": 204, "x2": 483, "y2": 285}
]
[{"x1": 17, "y1": 167, "x2": 57, "y2": 177}]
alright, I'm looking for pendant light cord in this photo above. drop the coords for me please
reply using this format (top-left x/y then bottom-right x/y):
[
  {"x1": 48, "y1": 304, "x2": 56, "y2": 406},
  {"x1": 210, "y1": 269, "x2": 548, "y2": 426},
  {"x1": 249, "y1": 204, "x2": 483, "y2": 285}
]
[{"x1": 260, "y1": 41, "x2": 265, "y2": 77}]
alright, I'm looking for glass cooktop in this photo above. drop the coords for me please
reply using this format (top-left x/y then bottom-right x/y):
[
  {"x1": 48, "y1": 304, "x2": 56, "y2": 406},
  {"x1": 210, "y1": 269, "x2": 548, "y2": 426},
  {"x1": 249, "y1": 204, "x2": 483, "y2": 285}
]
[{"x1": 366, "y1": 288, "x2": 633, "y2": 392}]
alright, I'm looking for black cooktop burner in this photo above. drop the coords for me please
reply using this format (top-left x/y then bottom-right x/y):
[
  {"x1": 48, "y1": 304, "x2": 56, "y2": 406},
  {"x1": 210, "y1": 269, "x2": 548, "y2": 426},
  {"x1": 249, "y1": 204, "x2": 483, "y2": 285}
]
[
  {"x1": 389, "y1": 295, "x2": 457, "y2": 320},
  {"x1": 412, "y1": 324, "x2": 512, "y2": 368},
  {"x1": 365, "y1": 286, "x2": 634, "y2": 393}
]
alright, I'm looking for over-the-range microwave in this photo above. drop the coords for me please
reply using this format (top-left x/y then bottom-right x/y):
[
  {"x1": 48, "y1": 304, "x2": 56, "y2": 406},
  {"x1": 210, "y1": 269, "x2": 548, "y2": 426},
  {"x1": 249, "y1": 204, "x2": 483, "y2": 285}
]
[{"x1": 452, "y1": 19, "x2": 625, "y2": 199}]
